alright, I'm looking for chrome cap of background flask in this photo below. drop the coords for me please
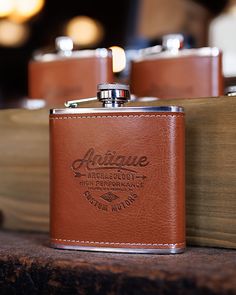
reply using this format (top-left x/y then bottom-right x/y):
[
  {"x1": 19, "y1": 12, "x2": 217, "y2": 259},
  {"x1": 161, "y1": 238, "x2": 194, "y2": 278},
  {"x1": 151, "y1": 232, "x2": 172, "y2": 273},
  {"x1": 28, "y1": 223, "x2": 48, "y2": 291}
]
[
  {"x1": 162, "y1": 34, "x2": 184, "y2": 52},
  {"x1": 55, "y1": 36, "x2": 74, "y2": 57}
]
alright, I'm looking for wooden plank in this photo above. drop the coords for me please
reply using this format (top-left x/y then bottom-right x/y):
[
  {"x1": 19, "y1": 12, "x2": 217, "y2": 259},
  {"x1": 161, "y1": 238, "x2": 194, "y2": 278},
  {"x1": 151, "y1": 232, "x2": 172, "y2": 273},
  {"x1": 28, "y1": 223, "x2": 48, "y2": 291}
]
[
  {"x1": 131, "y1": 96, "x2": 236, "y2": 249},
  {"x1": 0, "y1": 231, "x2": 236, "y2": 294},
  {"x1": 0, "y1": 96, "x2": 235, "y2": 249},
  {"x1": 0, "y1": 109, "x2": 49, "y2": 231}
]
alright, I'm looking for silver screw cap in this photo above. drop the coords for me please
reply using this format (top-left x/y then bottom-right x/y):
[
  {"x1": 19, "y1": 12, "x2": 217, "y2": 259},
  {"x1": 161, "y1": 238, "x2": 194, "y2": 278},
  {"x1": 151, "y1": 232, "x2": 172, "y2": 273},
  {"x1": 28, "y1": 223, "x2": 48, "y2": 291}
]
[
  {"x1": 97, "y1": 83, "x2": 130, "y2": 108},
  {"x1": 55, "y1": 36, "x2": 73, "y2": 56},
  {"x1": 162, "y1": 34, "x2": 184, "y2": 51}
]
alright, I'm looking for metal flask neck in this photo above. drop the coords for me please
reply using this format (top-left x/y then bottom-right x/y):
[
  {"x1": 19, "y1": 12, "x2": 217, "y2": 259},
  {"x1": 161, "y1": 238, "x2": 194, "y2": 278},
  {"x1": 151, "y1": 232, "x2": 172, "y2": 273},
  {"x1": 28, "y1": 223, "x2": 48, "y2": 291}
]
[
  {"x1": 55, "y1": 36, "x2": 74, "y2": 57},
  {"x1": 162, "y1": 34, "x2": 184, "y2": 53},
  {"x1": 64, "y1": 83, "x2": 130, "y2": 108},
  {"x1": 97, "y1": 83, "x2": 130, "y2": 108}
]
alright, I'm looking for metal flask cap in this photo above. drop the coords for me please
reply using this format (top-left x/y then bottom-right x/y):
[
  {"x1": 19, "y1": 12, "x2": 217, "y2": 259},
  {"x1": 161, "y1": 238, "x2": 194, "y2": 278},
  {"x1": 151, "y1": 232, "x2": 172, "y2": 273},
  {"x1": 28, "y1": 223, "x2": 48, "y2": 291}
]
[
  {"x1": 162, "y1": 34, "x2": 184, "y2": 52},
  {"x1": 97, "y1": 83, "x2": 130, "y2": 108},
  {"x1": 55, "y1": 36, "x2": 73, "y2": 56}
]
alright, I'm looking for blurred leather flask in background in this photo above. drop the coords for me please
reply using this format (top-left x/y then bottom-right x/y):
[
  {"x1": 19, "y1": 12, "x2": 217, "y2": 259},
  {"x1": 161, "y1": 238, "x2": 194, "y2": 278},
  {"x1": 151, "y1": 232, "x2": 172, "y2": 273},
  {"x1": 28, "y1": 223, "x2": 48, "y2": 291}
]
[
  {"x1": 28, "y1": 37, "x2": 113, "y2": 107},
  {"x1": 130, "y1": 34, "x2": 223, "y2": 99},
  {"x1": 50, "y1": 83, "x2": 185, "y2": 254}
]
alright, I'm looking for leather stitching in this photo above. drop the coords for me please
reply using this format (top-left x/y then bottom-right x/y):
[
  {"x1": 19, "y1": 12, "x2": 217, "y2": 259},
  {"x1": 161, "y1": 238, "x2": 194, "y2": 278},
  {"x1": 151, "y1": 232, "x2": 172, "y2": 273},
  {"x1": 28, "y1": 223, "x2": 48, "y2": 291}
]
[
  {"x1": 51, "y1": 238, "x2": 184, "y2": 247},
  {"x1": 50, "y1": 114, "x2": 183, "y2": 120},
  {"x1": 50, "y1": 113, "x2": 184, "y2": 248}
]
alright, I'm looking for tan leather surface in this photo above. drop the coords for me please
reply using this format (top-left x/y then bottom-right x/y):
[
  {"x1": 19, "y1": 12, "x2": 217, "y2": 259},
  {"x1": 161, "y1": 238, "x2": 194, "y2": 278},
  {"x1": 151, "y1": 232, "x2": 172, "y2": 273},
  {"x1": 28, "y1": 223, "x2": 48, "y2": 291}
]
[
  {"x1": 50, "y1": 111, "x2": 185, "y2": 250},
  {"x1": 130, "y1": 54, "x2": 223, "y2": 99},
  {"x1": 28, "y1": 56, "x2": 113, "y2": 107}
]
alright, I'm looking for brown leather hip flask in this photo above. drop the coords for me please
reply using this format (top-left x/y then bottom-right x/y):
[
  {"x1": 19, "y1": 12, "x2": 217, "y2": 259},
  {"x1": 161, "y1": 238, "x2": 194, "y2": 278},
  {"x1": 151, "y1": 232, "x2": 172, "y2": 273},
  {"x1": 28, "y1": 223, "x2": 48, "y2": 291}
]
[
  {"x1": 130, "y1": 35, "x2": 223, "y2": 99},
  {"x1": 29, "y1": 37, "x2": 113, "y2": 107},
  {"x1": 50, "y1": 83, "x2": 185, "y2": 254}
]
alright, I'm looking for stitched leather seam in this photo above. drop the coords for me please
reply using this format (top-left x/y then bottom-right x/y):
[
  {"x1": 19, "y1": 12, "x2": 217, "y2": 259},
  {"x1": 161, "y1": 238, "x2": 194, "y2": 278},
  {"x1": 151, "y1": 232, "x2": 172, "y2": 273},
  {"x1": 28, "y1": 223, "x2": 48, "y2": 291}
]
[
  {"x1": 51, "y1": 238, "x2": 184, "y2": 246},
  {"x1": 50, "y1": 114, "x2": 183, "y2": 120}
]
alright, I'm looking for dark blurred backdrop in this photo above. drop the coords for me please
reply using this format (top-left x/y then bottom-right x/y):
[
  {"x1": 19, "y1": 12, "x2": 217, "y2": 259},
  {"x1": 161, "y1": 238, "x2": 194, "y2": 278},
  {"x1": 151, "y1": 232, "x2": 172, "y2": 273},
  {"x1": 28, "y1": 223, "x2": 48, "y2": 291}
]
[{"x1": 0, "y1": 0, "x2": 228, "y2": 105}]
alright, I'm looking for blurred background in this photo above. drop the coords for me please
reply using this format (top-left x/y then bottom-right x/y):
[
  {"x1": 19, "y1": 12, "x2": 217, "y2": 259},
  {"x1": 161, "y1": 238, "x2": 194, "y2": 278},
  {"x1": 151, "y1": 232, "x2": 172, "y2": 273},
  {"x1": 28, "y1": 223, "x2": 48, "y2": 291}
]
[{"x1": 0, "y1": 0, "x2": 234, "y2": 107}]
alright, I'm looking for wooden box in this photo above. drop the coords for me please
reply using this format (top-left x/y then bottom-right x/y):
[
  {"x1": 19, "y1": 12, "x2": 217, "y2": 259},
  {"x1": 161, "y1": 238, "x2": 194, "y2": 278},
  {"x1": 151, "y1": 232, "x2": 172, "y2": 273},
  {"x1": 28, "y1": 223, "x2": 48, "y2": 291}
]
[
  {"x1": 0, "y1": 96, "x2": 235, "y2": 249},
  {"x1": 0, "y1": 109, "x2": 49, "y2": 231}
]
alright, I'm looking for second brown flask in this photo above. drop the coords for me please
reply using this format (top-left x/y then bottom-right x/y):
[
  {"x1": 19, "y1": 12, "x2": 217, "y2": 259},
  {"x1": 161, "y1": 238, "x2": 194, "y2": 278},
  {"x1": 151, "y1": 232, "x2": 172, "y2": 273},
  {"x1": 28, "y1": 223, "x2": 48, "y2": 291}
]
[{"x1": 28, "y1": 37, "x2": 113, "y2": 107}]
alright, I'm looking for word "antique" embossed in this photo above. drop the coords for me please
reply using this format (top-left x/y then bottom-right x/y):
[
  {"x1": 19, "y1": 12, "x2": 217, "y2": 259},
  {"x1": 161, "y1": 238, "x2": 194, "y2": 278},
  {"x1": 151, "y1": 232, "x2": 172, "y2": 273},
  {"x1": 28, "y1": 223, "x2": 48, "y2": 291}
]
[{"x1": 72, "y1": 148, "x2": 149, "y2": 172}]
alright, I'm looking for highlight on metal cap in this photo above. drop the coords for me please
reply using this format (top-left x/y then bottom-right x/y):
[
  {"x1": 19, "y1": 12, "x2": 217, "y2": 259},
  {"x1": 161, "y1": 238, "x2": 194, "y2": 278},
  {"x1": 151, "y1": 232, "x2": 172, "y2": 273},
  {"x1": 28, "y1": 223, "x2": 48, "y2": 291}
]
[
  {"x1": 97, "y1": 83, "x2": 130, "y2": 91},
  {"x1": 55, "y1": 36, "x2": 73, "y2": 52},
  {"x1": 162, "y1": 34, "x2": 184, "y2": 51}
]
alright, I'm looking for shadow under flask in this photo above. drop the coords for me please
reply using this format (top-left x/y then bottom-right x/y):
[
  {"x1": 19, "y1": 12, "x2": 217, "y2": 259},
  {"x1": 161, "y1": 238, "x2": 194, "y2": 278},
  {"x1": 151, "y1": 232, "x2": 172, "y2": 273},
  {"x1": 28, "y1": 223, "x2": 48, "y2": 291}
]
[{"x1": 50, "y1": 83, "x2": 185, "y2": 254}]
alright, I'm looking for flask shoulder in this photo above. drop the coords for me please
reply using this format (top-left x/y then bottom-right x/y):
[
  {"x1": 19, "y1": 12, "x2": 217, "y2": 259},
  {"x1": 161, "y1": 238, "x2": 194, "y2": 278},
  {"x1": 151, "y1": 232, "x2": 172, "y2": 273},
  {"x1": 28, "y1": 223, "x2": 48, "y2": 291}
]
[{"x1": 50, "y1": 106, "x2": 184, "y2": 115}]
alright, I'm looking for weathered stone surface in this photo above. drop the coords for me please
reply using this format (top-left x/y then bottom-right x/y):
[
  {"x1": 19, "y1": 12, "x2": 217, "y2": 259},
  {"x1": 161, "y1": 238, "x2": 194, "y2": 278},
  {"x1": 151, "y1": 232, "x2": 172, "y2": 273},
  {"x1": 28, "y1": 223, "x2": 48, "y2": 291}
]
[{"x1": 0, "y1": 230, "x2": 235, "y2": 294}]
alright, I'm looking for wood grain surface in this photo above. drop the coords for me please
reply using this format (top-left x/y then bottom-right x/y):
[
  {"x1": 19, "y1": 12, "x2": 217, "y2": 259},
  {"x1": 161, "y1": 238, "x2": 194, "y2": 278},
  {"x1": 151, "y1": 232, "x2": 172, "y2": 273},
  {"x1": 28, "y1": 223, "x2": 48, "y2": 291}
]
[
  {"x1": 0, "y1": 231, "x2": 235, "y2": 294},
  {"x1": 132, "y1": 96, "x2": 236, "y2": 249},
  {"x1": 0, "y1": 96, "x2": 235, "y2": 249},
  {"x1": 0, "y1": 109, "x2": 49, "y2": 231}
]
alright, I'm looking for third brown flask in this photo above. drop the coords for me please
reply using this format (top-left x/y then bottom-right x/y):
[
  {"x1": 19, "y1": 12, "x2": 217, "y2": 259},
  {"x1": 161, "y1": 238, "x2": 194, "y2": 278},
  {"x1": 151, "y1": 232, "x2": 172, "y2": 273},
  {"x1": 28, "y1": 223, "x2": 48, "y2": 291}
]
[{"x1": 130, "y1": 34, "x2": 223, "y2": 99}]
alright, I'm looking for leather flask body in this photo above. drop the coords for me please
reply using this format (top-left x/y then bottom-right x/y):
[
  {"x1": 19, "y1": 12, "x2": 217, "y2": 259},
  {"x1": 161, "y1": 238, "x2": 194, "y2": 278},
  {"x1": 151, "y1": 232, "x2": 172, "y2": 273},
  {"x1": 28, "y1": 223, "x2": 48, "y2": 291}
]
[
  {"x1": 50, "y1": 101, "x2": 185, "y2": 253},
  {"x1": 130, "y1": 48, "x2": 223, "y2": 99},
  {"x1": 29, "y1": 50, "x2": 113, "y2": 107}
]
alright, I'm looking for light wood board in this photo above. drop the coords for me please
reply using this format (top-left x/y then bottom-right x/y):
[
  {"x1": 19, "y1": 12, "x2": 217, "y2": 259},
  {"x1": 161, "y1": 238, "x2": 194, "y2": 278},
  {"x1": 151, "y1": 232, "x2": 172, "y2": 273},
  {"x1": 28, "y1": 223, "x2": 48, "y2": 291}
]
[{"x1": 0, "y1": 96, "x2": 235, "y2": 249}]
